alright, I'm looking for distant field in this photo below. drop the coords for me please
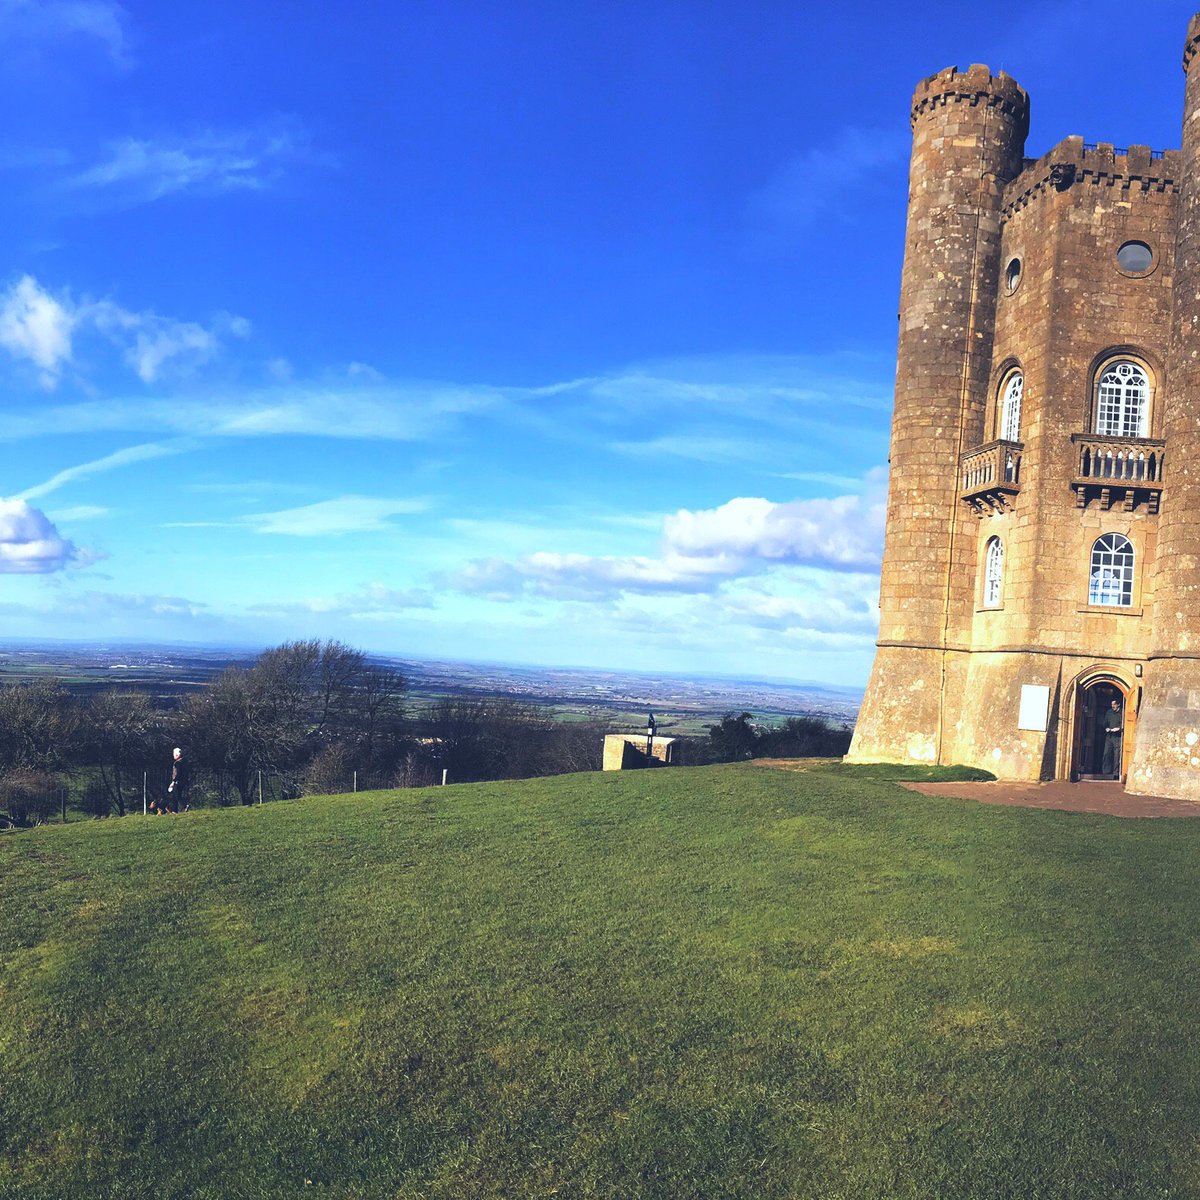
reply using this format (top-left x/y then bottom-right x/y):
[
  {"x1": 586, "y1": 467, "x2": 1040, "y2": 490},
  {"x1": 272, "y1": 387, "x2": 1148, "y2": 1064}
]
[
  {"x1": 5, "y1": 762, "x2": 1191, "y2": 1198},
  {"x1": 0, "y1": 643, "x2": 860, "y2": 738}
]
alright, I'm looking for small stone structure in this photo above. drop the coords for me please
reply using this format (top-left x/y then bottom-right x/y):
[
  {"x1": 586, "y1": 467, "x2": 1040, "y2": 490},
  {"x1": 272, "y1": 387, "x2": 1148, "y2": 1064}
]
[
  {"x1": 847, "y1": 14, "x2": 1200, "y2": 801},
  {"x1": 602, "y1": 734, "x2": 676, "y2": 771}
]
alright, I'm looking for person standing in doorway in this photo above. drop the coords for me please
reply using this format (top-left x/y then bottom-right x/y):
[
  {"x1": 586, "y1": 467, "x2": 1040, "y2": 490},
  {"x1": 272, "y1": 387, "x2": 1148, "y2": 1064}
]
[
  {"x1": 168, "y1": 747, "x2": 191, "y2": 812},
  {"x1": 1101, "y1": 699, "x2": 1124, "y2": 780}
]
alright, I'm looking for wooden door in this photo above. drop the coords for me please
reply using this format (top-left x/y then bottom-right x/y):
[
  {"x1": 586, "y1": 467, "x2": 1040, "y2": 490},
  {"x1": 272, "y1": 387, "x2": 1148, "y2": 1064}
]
[{"x1": 1122, "y1": 686, "x2": 1139, "y2": 780}]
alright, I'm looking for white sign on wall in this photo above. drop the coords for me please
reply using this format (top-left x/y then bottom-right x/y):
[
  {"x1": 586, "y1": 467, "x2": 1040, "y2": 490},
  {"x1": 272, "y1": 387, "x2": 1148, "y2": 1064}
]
[{"x1": 1018, "y1": 684, "x2": 1051, "y2": 732}]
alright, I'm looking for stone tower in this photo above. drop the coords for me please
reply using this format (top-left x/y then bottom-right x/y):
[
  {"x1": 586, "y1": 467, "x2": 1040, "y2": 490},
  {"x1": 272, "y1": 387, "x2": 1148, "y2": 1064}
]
[{"x1": 850, "y1": 18, "x2": 1200, "y2": 800}]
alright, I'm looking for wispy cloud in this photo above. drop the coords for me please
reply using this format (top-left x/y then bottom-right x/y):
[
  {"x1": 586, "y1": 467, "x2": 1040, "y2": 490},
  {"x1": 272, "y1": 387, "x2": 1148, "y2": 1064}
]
[
  {"x1": 452, "y1": 550, "x2": 730, "y2": 602},
  {"x1": 246, "y1": 583, "x2": 436, "y2": 618},
  {"x1": 0, "y1": 0, "x2": 130, "y2": 66},
  {"x1": 0, "y1": 275, "x2": 249, "y2": 387},
  {"x1": 609, "y1": 434, "x2": 766, "y2": 465},
  {"x1": 746, "y1": 127, "x2": 908, "y2": 248},
  {"x1": 0, "y1": 381, "x2": 505, "y2": 442},
  {"x1": 48, "y1": 504, "x2": 108, "y2": 521},
  {"x1": 66, "y1": 121, "x2": 324, "y2": 206},
  {"x1": 0, "y1": 332, "x2": 891, "y2": 501},
  {"x1": 236, "y1": 495, "x2": 431, "y2": 537},
  {"x1": 17, "y1": 439, "x2": 183, "y2": 500},
  {"x1": 89, "y1": 301, "x2": 250, "y2": 383}
]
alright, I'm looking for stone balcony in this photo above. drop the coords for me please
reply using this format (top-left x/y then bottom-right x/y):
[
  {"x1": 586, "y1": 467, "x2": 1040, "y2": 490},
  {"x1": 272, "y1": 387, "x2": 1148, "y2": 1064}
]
[
  {"x1": 959, "y1": 440, "x2": 1023, "y2": 513},
  {"x1": 1070, "y1": 434, "x2": 1164, "y2": 513}
]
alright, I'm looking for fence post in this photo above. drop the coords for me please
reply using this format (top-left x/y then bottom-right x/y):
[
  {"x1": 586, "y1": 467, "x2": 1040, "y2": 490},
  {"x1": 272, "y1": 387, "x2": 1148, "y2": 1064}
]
[
  {"x1": 442, "y1": 768, "x2": 448, "y2": 786},
  {"x1": 353, "y1": 770, "x2": 357, "y2": 793},
  {"x1": 143, "y1": 772, "x2": 147, "y2": 815},
  {"x1": 258, "y1": 771, "x2": 263, "y2": 805},
  {"x1": 61, "y1": 788, "x2": 67, "y2": 824}
]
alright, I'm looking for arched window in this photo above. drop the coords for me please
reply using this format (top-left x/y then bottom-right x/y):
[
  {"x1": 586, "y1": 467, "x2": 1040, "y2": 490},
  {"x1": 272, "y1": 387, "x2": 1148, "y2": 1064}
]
[
  {"x1": 1095, "y1": 361, "x2": 1149, "y2": 438},
  {"x1": 1089, "y1": 533, "x2": 1134, "y2": 607},
  {"x1": 983, "y1": 536, "x2": 1004, "y2": 607},
  {"x1": 999, "y1": 371, "x2": 1022, "y2": 442}
]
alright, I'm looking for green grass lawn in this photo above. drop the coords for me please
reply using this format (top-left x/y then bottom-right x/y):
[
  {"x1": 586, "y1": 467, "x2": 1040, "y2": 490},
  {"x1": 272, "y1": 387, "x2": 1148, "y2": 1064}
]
[{"x1": 1, "y1": 763, "x2": 1198, "y2": 1199}]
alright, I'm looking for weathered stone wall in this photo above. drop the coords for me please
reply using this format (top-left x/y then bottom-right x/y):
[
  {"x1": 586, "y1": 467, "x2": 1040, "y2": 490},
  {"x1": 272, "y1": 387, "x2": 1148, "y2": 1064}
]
[{"x1": 1128, "y1": 13, "x2": 1200, "y2": 799}]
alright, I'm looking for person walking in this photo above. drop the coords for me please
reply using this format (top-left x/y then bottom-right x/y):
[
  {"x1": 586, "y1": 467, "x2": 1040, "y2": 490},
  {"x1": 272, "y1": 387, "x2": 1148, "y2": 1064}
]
[{"x1": 168, "y1": 746, "x2": 191, "y2": 812}]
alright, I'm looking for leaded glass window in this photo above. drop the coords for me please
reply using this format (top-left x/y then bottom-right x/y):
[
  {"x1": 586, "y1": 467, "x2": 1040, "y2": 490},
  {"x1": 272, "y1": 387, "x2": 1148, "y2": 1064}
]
[
  {"x1": 1095, "y1": 362, "x2": 1149, "y2": 438},
  {"x1": 983, "y1": 536, "x2": 1004, "y2": 607},
  {"x1": 1088, "y1": 533, "x2": 1134, "y2": 607},
  {"x1": 1000, "y1": 372, "x2": 1022, "y2": 442}
]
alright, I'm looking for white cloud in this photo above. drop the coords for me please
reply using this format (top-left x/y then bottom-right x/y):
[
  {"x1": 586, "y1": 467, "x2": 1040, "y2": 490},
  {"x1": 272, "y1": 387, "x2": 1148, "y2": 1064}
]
[
  {"x1": 662, "y1": 490, "x2": 885, "y2": 573},
  {"x1": 0, "y1": 0, "x2": 130, "y2": 65},
  {"x1": 240, "y1": 495, "x2": 430, "y2": 537},
  {"x1": 0, "y1": 498, "x2": 84, "y2": 572},
  {"x1": 0, "y1": 275, "x2": 248, "y2": 387},
  {"x1": 452, "y1": 480, "x2": 887, "y2": 603},
  {"x1": 0, "y1": 274, "x2": 75, "y2": 386},
  {"x1": 18, "y1": 440, "x2": 182, "y2": 500},
  {"x1": 67, "y1": 123, "x2": 320, "y2": 205}
]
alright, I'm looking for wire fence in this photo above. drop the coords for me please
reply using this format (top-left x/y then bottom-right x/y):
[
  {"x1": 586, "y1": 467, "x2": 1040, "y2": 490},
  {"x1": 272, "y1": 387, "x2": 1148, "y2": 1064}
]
[
  {"x1": 0, "y1": 760, "x2": 452, "y2": 828},
  {"x1": 0, "y1": 783, "x2": 70, "y2": 828}
]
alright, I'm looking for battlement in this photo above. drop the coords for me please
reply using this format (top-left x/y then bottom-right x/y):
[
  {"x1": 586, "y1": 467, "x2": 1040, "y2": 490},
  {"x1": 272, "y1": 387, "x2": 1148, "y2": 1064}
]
[
  {"x1": 1002, "y1": 135, "x2": 1180, "y2": 220},
  {"x1": 1184, "y1": 12, "x2": 1200, "y2": 72},
  {"x1": 910, "y1": 64, "x2": 1029, "y2": 133}
]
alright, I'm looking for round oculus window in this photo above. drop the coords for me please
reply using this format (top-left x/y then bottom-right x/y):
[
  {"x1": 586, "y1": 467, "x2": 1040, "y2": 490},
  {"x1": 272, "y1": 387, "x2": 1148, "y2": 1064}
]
[
  {"x1": 1004, "y1": 257, "x2": 1022, "y2": 294},
  {"x1": 1116, "y1": 240, "x2": 1154, "y2": 275}
]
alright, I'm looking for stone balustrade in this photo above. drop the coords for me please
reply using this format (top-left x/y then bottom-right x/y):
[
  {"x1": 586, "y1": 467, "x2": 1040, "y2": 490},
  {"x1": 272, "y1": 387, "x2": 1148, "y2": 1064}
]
[
  {"x1": 1070, "y1": 434, "x2": 1165, "y2": 512},
  {"x1": 959, "y1": 440, "x2": 1023, "y2": 512}
]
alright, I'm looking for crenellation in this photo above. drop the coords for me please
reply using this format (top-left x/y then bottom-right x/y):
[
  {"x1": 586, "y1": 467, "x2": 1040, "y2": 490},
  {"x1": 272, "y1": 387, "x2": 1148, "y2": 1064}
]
[{"x1": 1002, "y1": 138, "x2": 1181, "y2": 222}]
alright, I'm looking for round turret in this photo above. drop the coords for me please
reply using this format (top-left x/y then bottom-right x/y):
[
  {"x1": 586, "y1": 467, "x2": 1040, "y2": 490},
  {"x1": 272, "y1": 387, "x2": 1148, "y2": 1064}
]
[
  {"x1": 910, "y1": 64, "x2": 1029, "y2": 139},
  {"x1": 849, "y1": 62, "x2": 1028, "y2": 765}
]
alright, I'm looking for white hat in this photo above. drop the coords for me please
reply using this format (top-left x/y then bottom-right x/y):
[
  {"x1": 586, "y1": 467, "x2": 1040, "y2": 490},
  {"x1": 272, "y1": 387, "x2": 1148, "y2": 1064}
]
[{"x1": 173, "y1": 747, "x2": 182, "y2": 756}]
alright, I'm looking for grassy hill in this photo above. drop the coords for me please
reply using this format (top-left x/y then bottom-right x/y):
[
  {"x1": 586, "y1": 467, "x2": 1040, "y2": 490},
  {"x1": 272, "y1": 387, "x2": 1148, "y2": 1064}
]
[{"x1": 2, "y1": 763, "x2": 1198, "y2": 1199}]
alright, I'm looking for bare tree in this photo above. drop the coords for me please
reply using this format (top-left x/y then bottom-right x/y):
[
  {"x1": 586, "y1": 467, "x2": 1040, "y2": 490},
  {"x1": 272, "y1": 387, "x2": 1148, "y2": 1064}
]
[
  {"x1": 179, "y1": 668, "x2": 267, "y2": 805},
  {"x1": 181, "y1": 642, "x2": 407, "y2": 802},
  {"x1": 85, "y1": 689, "x2": 155, "y2": 816},
  {"x1": 0, "y1": 679, "x2": 77, "y2": 772},
  {"x1": 425, "y1": 697, "x2": 555, "y2": 783},
  {"x1": 251, "y1": 640, "x2": 404, "y2": 761}
]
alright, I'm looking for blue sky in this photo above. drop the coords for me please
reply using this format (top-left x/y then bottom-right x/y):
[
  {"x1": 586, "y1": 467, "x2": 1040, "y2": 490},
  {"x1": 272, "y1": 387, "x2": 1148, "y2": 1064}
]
[{"x1": 0, "y1": 0, "x2": 1189, "y2": 685}]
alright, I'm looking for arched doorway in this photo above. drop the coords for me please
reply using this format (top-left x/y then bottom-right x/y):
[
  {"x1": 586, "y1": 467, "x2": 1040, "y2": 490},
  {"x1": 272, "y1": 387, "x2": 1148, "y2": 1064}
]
[{"x1": 1071, "y1": 675, "x2": 1135, "y2": 781}]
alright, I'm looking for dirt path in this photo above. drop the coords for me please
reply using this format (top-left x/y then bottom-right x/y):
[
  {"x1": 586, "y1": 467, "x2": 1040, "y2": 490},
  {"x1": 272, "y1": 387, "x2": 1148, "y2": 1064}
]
[
  {"x1": 902, "y1": 778, "x2": 1200, "y2": 819},
  {"x1": 752, "y1": 759, "x2": 1200, "y2": 819}
]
